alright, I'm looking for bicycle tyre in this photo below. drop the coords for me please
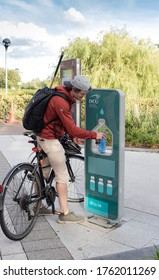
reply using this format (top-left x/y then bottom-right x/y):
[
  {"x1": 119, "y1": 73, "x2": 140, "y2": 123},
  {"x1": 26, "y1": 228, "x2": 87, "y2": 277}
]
[
  {"x1": 0, "y1": 163, "x2": 41, "y2": 241},
  {"x1": 66, "y1": 155, "x2": 84, "y2": 202}
]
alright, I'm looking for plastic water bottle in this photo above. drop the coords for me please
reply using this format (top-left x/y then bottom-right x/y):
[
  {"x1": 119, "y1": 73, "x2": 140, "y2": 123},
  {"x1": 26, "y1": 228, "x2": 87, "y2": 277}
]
[
  {"x1": 98, "y1": 135, "x2": 106, "y2": 153},
  {"x1": 98, "y1": 178, "x2": 104, "y2": 193},
  {"x1": 106, "y1": 180, "x2": 113, "y2": 195},
  {"x1": 90, "y1": 176, "x2": 95, "y2": 191}
]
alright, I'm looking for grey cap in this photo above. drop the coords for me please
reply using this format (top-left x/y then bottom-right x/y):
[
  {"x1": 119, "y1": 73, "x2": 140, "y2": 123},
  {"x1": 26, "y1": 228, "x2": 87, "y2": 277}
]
[{"x1": 70, "y1": 75, "x2": 91, "y2": 91}]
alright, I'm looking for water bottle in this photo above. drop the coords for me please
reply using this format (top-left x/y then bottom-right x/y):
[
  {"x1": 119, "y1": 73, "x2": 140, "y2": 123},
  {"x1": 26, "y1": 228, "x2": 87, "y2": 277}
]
[
  {"x1": 91, "y1": 119, "x2": 106, "y2": 154},
  {"x1": 98, "y1": 135, "x2": 106, "y2": 153},
  {"x1": 90, "y1": 176, "x2": 95, "y2": 191},
  {"x1": 106, "y1": 180, "x2": 113, "y2": 195},
  {"x1": 98, "y1": 178, "x2": 104, "y2": 193}
]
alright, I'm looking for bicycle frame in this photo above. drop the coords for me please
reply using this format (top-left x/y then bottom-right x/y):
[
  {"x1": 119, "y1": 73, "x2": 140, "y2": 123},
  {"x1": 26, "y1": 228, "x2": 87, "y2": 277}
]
[{"x1": 31, "y1": 149, "x2": 54, "y2": 189}]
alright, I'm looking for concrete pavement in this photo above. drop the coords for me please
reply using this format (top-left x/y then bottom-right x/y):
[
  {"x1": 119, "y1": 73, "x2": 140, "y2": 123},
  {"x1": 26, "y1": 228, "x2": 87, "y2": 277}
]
[{"x1": 0, "y1": 123, "x2": 159, "y2": 260}]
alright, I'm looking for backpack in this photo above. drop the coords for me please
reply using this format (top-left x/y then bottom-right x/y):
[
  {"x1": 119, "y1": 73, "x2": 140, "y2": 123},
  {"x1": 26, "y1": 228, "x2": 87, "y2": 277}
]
[{"x1": 22, "y1": 86, "x2": 70, "y2": 133}]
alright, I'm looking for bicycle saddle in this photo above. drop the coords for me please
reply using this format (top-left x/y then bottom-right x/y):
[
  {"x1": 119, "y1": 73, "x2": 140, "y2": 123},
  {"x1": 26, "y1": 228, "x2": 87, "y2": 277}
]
[{"x1": 23, "y1": 131, "x2": 37, "y2": 139}]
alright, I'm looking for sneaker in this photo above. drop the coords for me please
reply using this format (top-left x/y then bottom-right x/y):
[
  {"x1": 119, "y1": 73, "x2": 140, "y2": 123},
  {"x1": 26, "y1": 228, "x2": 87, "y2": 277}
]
[{"x1": 57, "y1": 211, "x2": 85, "y2": 224}]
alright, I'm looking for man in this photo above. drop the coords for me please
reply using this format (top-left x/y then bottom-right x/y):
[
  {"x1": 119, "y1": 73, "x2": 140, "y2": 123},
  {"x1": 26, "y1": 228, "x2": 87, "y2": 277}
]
[{"x1": 37, "y1": 75, "x2": 106, "y2": 224}]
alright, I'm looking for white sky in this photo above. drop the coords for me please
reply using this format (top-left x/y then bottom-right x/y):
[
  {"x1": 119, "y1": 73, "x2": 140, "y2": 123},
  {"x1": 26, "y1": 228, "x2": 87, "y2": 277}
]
[{"x1": 0, "y1": 0, "x2": 159, "y2": 82}]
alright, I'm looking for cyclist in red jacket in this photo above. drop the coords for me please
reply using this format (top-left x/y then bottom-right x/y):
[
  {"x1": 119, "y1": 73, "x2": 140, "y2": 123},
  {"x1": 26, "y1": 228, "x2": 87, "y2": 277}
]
[{"x1": 37, "y1": 75, "x2": 106, "y2": 224}]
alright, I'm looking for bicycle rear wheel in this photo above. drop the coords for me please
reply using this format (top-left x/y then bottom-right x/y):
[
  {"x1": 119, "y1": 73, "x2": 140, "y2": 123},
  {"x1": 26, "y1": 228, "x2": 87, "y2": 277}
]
[
  {"x1": 0, "y1": 163, "x2": 41, "y2": 240},
  {"x1": 66, "y1": 155, "x2": 84, "y2": 202}
]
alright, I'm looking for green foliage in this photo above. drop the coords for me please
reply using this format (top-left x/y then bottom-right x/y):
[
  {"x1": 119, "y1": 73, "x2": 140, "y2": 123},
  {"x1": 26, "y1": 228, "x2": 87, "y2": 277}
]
[
  {"x1": 0, "y1": 69, "x2": 5, "y2": 88},
  {"x1": 0, "y1": 68, "x2": 21, "y2": 89},
  {"x1": 153, "y1": 245, "x2": 159, "y2": 260},
  {"x1": 144, "y1": 245, "x2": 159, "y2": 260},
  {"x1": 22, "y1": 79, "x2": 49, "y2": 90},
  {"x1": 0, "y1": 89, "x2": 35, "y2": 120},
  {"x1": 126, "y1": 97, "x2": 159, "y2": 147},
  {"x1": 63, "y1": 27, "x2": 159, "y2": 98}
]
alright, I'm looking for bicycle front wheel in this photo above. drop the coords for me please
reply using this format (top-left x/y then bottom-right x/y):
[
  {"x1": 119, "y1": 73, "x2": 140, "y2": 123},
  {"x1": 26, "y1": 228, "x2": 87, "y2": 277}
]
[
  {"x1": 66, "y1": 155, "x2": 85, "y2": 202},
  {"x1": 0, "y1": 163, "x2": 41, "y2": 240}
]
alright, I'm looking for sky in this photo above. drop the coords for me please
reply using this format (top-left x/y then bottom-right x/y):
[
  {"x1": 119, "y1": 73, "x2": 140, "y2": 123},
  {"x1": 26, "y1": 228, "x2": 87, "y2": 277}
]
[{"x1": 0, "y1": 0, "x2": 159, "y2": 83}]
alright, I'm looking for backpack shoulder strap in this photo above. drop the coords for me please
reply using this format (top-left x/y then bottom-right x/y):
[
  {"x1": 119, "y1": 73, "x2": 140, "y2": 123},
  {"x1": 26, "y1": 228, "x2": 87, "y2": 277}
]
[
  {"x1": 53, "y1": 91, "x2": 70, "y2": 103},
  {"x1": 43, "y1": 91, "x2": 71, "y2": 128}
]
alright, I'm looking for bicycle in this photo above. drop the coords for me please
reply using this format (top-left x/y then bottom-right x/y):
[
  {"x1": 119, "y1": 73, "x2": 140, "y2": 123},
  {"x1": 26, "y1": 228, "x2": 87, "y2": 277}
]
[{"x1": 0, "y1": 132, "x2": 84, "y2": 241}]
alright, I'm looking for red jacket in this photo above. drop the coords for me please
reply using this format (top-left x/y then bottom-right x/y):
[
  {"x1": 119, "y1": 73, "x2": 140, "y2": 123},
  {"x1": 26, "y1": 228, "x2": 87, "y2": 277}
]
[{"x1": 38, "y1": 85, "x2": 97, "y2": 140}]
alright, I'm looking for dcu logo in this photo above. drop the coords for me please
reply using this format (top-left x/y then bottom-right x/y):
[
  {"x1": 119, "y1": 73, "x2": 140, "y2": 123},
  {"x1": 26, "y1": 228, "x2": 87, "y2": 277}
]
[{"x1": 89, "y1": 94, "x2": 100, "y2": 104}]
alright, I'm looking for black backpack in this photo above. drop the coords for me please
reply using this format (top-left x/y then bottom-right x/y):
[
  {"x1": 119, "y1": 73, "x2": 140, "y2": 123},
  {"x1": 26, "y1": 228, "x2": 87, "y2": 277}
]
[{"x1": 22, "y1": 86, "x2": 70, "y2": 133}]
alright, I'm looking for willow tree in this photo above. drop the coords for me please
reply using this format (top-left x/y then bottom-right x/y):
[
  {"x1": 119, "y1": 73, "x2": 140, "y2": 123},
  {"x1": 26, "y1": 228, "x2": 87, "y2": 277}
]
[{"x1": 63, "y1": 27, "x2": 159, "y2": 98}]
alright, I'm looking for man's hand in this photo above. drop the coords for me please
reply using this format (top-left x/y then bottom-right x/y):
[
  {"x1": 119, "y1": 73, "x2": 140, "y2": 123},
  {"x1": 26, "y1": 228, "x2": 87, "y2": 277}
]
[
  {"x1": 73, "y1": 137, "x2": 84, "y2": 144},
  {"x1": 96, "y1": 132, "x2": 106, "y2": 140}
]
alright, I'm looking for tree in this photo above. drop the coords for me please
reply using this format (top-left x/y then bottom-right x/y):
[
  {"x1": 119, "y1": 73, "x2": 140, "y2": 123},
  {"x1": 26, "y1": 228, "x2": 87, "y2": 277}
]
[
  {"x1": 0, "y1": 68, "x2": 5, "y2": 88},
  {"x1": 0, "y1": 68, "x2": 21, "y2": 89},
  {"x1": 63, "y1": 27, "x2": 159, "y2": 98}
]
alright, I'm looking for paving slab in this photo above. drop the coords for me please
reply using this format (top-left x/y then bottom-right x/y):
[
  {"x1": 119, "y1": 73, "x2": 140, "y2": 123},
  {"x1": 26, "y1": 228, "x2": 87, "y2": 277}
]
[{"x1": 26, "y1": 248, "x2": 73, "y2": 260}]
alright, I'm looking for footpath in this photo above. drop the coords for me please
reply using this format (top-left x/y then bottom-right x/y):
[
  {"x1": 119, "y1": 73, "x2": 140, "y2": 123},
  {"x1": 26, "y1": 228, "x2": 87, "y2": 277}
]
[{"x1": 0, "y1": 122, "x2": 159, "y2": 260}]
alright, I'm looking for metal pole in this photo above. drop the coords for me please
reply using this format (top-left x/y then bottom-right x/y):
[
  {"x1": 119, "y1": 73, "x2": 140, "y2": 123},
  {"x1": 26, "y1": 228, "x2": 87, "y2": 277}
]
[
  {"x1": 75, "y1": 59, "x2": 81, "y2": 127},
  {"x1": 2, "y1": 38, "x2": 11, "y2": 97},
  {"x1": 5, "y1": 47, "x2": 8, "y2": 97}
]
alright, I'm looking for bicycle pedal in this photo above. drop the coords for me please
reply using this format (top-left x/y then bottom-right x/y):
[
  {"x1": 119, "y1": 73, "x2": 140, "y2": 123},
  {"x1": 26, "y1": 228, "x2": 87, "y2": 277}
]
[{"x1": 53, "y1": 211, "x2": 61, "y2": 215}]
